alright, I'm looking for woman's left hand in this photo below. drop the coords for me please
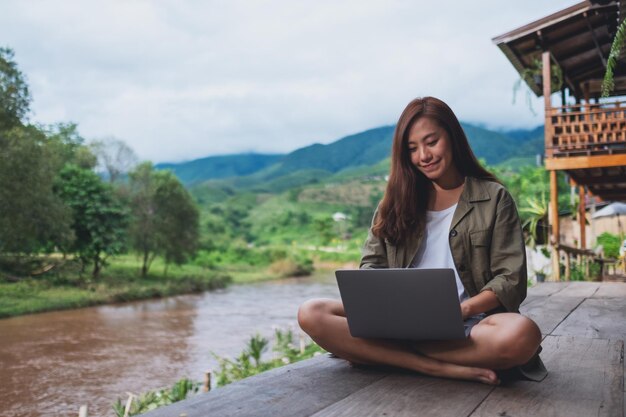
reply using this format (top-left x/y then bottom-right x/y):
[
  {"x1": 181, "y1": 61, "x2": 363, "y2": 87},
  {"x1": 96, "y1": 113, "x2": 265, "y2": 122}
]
[{"x1": 460, "y1": 290, "x2": 501, "y2": 320}]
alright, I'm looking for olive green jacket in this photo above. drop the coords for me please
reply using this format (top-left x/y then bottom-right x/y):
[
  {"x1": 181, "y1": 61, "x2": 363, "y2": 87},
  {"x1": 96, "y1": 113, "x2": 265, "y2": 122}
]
[{"x1": 360, "y1": 176, "x2": 527, "y2": 313}]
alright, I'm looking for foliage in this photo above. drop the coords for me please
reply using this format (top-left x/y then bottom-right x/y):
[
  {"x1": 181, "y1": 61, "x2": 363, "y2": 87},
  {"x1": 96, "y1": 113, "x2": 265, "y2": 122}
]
[
  {"x1": 520, "y1": 194, "x2": 548, "y2": 248},
  {"x1": 112, "y1": 378, "x2": 199, "y2": 417},
  {"x1": 513, "y1": 57, "x2": 564, "y2": 115},
  {"x1": 129, "y1": 163, "x2": 200, "y2": 276},
  {"x1": 153, "y1": 170, "x2": 200, "y2": 268},
  {"x1": 0, "y1": 256, "x2": 232, "y2": 318},
  {"x1": 602, "y1": 17, "x2": 626, "y2": 97},
  {"x1": 213, "y1": 328, "x2": 325, "y2": 387},
  {"x1": 129, "y1": 162, "x2": 159, "y2": 276},
  {"x1": 0, "y1": 47, "x2": 31, "y2": 130},
  {"x1": 596, "y1": 232, "x2": 622, "y2": 259},
  {"x1": 55, "y1": 165, "x2": 129, "y2": 278},
  {"x1": 569, "y1": 260, "x2": 602, "y2": 282},
  {"x1": 0, "y1": 126, "x2": 74, "y2": 257}
]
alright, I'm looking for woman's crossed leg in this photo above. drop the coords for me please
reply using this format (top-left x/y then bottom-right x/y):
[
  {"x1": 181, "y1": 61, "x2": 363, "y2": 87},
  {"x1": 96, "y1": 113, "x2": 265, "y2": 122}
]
[{"x1": 297, "y1": 298, "x2": 542, "y2": 385}]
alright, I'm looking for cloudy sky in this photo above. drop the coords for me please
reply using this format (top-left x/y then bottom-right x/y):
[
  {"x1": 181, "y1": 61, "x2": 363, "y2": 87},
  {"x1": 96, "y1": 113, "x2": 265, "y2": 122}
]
[{"x1": 1, "y1": 1, "x2": 576, "y2": 163}]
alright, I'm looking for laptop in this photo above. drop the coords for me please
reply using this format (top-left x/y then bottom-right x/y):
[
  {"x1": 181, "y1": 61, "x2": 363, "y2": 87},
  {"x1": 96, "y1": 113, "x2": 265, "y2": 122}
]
[{"x1": 335, "y1": 268, "x2": 465, "y2": 340}]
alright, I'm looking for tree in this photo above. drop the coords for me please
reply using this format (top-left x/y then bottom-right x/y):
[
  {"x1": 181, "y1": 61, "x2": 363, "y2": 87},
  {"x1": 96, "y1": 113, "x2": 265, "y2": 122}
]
[
  {"x1": 153, "y1": 171, "x2": 200, "y2": 270},
  {"x1": 55, "y1": 165, "x2": 128, "y2": 278},
  {"x1": 45, "y1": 123, "x2": 97, "y2": 171},
  {"x1": 129, "y1": 162, "x2": 159, "y2": 276},
  {"x1": 0, "y1": 126, "x2": 74, "y2": 257},
  {"x1": 90, "y1": 137, "x2": 138, "y2": 183},
  {"x1": 129, "y1": 163, "x2": 199, "y2": 276},
  {"x1": 0, "y1": 47, "x2": 31, "y2": 130}
]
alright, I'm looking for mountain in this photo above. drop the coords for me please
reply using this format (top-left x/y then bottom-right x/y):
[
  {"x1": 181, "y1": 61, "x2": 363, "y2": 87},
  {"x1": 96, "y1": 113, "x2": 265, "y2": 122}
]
[
  {"x1": 159, "y1": 123, "x2": 544, "y2": 192},
  {"x1": 156, "y1": 153, "x2": 282, "y2": 185}
]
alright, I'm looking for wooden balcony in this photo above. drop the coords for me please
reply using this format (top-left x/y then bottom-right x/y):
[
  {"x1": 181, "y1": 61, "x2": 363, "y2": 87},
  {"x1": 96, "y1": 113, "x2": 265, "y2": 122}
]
[
  {"x1": 546, "y1": 101, "x2": 626, "y2": 158},
  {"x1": 544, "y1": 101, "x2": 626, "y2": 202}
]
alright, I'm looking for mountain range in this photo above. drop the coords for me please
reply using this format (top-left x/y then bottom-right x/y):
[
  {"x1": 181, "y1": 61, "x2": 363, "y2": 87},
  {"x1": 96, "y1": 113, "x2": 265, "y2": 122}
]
[{"x1": 156, "y1": 123, "x2": 544, "y2": 194}]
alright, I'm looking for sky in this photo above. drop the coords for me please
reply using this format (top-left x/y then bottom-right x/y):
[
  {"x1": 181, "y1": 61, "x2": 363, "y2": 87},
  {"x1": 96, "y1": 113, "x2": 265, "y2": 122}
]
[{"x1": 0, "y1": 0, "x2": 577, "y2": 163}]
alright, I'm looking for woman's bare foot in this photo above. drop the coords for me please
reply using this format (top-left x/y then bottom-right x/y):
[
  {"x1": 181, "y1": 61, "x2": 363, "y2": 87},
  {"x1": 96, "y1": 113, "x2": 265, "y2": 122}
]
[{"x1": 436, "y1": 362, "x2": 500, "y2": 385}]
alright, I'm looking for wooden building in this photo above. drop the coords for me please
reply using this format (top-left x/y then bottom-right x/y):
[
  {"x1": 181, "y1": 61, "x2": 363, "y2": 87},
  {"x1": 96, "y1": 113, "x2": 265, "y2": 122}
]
[{"x1": 493, "y1": 0, "x2": 626, "y2": 280}]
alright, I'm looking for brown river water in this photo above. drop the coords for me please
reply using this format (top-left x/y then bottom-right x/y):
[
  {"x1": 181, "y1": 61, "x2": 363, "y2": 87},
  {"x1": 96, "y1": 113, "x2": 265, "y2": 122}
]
[{"x1": 0, "y1": 273, "x2": 340, "y2": 417}]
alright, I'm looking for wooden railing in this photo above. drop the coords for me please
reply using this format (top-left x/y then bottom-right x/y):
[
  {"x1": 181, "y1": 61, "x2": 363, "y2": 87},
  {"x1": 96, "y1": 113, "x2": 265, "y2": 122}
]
[{"x1": 546, "y1": 100, "x2": 626, "y2": 157}]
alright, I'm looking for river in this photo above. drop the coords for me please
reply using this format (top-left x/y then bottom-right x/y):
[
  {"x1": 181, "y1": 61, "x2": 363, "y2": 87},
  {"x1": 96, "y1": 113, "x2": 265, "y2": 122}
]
[{"x1": 0, "y1": 272, "x2": 340, "y2": 417}]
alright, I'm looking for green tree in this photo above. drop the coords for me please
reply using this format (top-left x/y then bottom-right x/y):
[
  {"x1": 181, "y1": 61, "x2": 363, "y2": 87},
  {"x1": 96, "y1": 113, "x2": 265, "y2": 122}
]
[
  {"x1": 0, "y1": 126, "x2": 74, "y2": 257},
  {"x1": 0, "y1": 47, "x2": 31, "y2": 130},
  {"x1": 129, "y1": 162, "x2": 159, "y2": 276},
  {"x1": 55, "y1": 165, "x2": 128, "y2": 278},
  {"x1": 153, "y1": 171, "x2": 200, "y2": 269},
  {"x1": 129, "y1": 163, "x2": 200, "y2": 276}
]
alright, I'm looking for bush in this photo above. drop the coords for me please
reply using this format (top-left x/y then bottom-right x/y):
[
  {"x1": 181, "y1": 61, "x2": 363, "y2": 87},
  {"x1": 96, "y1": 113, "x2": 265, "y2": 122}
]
[
  {"x1": 213, "y1": 328, "x2": 325, "y2": 387},
  {"x1": 268, "y1": 258, "x2": 312, "y2": 278},
  {"x1": 112, "y1": 378, "x2": 199, "y2": 417},
  {"x1": 596, "y1": 232, "x2": 622, "y2": 259}
]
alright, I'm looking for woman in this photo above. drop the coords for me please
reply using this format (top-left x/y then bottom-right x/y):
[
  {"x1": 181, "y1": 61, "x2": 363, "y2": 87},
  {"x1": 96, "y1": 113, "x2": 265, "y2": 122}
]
[{"x1": 298, "y1": 97, "x2": 546, "y2": 385}]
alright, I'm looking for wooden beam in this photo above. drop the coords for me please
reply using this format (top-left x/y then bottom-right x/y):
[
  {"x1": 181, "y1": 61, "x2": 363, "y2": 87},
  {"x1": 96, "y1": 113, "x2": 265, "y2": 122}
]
[
  {"x1": 543, "y1": 51, "x2": 553, "y2": 157},
  {"x1": 579, "y1": 185, "x2": 586, "y2": 249},
  {"x1": 545, "y1": 154, "x2": 626, "y2": 170},
  {"x1": 588, "y1": 190, "x2": 626, "y2": 199},
  {"x1": 550, "y1": 169, "x2": 561, "y2": 281},
  {"x1": 569, "y1": 175, "x2": 626, "y2": 186}
]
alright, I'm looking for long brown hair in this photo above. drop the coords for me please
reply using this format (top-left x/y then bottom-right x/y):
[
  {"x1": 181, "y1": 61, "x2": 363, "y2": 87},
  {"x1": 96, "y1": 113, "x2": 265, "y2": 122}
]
[{"x1": 372, "y1": 97, "x2": 498, "y2": 244}]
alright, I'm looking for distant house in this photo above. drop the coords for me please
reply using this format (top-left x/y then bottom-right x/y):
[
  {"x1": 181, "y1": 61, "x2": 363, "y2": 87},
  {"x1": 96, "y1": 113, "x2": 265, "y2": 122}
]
[{"x1": 493, "y1": 0, "x2": 626, "y2": 279}]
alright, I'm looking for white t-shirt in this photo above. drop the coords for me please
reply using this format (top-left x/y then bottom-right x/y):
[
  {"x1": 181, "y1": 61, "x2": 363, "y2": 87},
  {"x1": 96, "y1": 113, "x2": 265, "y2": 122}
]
[{"x1": 410, "y1": 203, "x2": 469, "y2": 303}]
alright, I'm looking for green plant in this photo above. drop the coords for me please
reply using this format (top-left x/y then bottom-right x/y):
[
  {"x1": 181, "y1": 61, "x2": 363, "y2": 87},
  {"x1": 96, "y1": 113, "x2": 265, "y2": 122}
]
[
  {"x1": 520, "y1": 194, "x2": 548, "y2": 248},
  {"x1": 596, "y1": 232, "x2": 622, "y2": 258},
  {"x1": 602, "y1": 17, "x2": 626, "y2": 97},
  {"x1": 513, "y1": 58, "x2": 564, "y2": 115},
  {"x1": 213, "y1": 328, "x2": 325, "y2": 387},
  {"x1": 112, "y1": 378, "x2": 199, "y2": 417}
]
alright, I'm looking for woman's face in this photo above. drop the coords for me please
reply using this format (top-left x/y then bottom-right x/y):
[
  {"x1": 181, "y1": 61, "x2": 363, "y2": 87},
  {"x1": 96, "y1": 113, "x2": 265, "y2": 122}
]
[{"x1": 407, "y1": 116, "x2": 457, "y2": 183}]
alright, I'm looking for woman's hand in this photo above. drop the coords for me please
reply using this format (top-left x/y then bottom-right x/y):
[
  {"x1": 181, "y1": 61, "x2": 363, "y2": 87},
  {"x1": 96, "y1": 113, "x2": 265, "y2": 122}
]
[{"x1": 460, "y1": 290, "x2": 501, "y2": 320}]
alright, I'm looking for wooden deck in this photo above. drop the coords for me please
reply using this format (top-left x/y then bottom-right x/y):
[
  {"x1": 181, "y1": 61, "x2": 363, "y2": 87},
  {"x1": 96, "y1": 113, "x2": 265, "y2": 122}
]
[{"x1": 143, "y1": 282, "x2": 625, "y2": 417}]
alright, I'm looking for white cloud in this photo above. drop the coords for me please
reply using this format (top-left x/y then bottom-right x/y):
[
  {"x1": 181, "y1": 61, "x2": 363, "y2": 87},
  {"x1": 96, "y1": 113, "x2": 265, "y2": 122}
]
[{"x1": 0, "y1": 0, "x2": 575, "y2": 162}]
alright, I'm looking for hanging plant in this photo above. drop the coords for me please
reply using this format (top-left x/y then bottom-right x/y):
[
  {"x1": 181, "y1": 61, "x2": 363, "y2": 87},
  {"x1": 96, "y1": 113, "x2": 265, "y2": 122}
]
[
  {"x1": 513, "y1": 58, "x2": 564, "y2": 114},
  {"x1": 602, "y1": 17, "x2": 626, "y2": 97}
]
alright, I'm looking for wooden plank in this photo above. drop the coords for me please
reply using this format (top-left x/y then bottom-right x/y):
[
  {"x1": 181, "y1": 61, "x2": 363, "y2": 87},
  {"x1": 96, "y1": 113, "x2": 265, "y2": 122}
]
[
  {"x1": 552, "y1": 297, "x2": 626, "y2": 339},
  {"x1": 552, "y1": 281, "x2": 599, "y2": 298},
  {"x1": 545, "y1": 154, "x2": 626, "y2": 170},
  {"x1": 470, "y1": 336, "x2": 624, "y2": 417},
  {"x1": 519, "y1": 295, "x2": 584, "y2": 335},
  {"x1": 593, "y1": 282, "x2": 626, "y2": 299},
  {"x1": 311, "y1": 373, "x2": 493, "y2": 417},
  {"x1": 141, "y1": 354, "x2": 388, "y2": 417},
  {"x1": 526, "y1": 282, "x2": 570, "y2": 297}
]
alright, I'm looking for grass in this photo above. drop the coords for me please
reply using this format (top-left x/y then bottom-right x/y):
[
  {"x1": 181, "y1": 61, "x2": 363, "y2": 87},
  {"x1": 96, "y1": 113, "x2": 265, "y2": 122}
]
[
  {"x1": 0, "y1": 247, "x2": 356, "y2": 318},
  {"x1": 0, "y1": 255, "x2": 232, "y2": 318}
]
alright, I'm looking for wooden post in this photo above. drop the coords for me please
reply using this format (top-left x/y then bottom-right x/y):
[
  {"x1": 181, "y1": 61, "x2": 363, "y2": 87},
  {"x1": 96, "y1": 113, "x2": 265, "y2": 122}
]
[
  {"x1": 543, "y1": 51, "x2": 553, "y2": 158},
  {"x1": 203, "y1": 371, "x2": 212, "y2": 392},
  {"x1": 579, "y1": 185, "x2": 586, "y2": 249},
  {"x1": 78, "y1": 405, "x2": 88, "y2": 417},
  {"x1": 550, "y1": 169, "x2": 561, "y2": 281},
  {"x1": 590, "y1": 192, "x2": 596, "y2": 247},
  {"x1": 565, "y1": 252, "x2": 571, "y2": 281},
  {"x1": 123, "y1": 393, "x2": 135, "y2": 417}
]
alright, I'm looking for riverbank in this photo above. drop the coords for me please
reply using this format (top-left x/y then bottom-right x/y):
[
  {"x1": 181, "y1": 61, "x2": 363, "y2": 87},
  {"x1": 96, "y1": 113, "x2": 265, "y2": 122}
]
[{"x1": 0, "y1": 255, "x2": 355, "y2": 319}]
